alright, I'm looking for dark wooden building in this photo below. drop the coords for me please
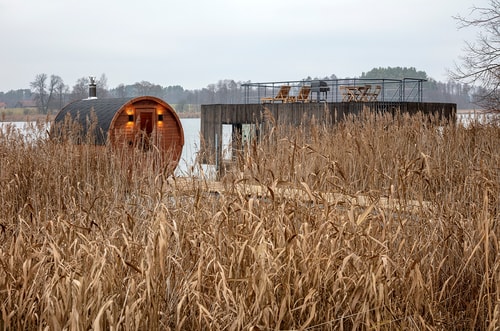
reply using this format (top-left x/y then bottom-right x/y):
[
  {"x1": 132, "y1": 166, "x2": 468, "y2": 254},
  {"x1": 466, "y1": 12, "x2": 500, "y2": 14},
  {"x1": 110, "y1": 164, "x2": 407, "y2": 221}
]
[
  {"x1": 200, "y1": 101, "x2": 457, "y2": 167},
  {"x1": 53, "y1": 95, "x2": 184, "y2": 166}
]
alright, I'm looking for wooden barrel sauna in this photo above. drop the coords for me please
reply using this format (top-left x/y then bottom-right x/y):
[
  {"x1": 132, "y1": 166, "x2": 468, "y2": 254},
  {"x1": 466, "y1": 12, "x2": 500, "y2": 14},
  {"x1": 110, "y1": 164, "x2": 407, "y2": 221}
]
[{"x1": 53, "y1": 96, "x2": 184, "y2": 169}]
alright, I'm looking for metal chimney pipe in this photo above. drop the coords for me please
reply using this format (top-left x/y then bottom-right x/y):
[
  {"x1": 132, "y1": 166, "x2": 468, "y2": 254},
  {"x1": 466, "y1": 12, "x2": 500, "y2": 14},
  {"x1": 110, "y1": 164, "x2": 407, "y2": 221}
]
[{"x1": 88, "y1": 76, "x2": 97, "y2": 99}]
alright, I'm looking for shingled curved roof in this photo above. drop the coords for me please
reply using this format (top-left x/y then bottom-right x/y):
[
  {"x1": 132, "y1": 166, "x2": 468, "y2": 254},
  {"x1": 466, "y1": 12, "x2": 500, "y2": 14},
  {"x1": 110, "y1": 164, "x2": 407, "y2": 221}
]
[{"x1": 54, "y1": 97, "x2": 134, "y2": 144}]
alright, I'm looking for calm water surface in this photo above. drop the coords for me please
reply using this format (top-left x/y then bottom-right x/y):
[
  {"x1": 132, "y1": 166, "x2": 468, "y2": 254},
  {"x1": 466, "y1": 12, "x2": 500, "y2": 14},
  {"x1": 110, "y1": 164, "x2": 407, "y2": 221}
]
[{"x1": 177, "y1": 118, "x2": 201, "y2": 174}]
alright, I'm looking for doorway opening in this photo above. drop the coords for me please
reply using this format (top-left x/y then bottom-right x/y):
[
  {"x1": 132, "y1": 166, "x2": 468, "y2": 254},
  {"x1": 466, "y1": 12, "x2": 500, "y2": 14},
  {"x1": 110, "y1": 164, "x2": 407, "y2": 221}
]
[{"x1": 138, "y1": 110, "x2": 153, "y2": 150}]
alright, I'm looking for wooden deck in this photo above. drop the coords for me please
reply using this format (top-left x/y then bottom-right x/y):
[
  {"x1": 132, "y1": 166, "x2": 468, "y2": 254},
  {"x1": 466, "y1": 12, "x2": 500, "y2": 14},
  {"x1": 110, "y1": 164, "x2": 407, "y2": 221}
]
[{"x1": 167, "y1": 177, "x2": 433, "y2": 214}]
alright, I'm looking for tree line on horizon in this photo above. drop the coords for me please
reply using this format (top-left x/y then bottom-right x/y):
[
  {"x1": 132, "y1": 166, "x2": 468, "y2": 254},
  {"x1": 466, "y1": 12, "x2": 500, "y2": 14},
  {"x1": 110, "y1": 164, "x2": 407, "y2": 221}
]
[{"x1": 0, "y1": 67, "x2": 480, "y2": 114}]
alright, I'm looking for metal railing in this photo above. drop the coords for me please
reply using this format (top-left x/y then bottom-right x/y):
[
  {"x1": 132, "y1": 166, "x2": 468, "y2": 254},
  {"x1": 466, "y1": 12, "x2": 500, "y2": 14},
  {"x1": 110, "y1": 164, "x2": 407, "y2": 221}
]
[{"x1": 241, "y1": 78, "x2": 426, "y2": 104}]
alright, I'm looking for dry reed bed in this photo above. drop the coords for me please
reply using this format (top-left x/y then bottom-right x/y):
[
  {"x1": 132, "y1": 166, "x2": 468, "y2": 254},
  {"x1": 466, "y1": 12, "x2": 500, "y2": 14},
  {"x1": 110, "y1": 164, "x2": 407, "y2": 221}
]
[{"x1": 0, "y1": 113, "x2": 499, "y2": 330}]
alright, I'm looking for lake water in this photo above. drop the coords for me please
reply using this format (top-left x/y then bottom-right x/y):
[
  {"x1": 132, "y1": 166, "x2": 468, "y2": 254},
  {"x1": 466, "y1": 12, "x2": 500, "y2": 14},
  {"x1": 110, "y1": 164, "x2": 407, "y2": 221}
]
[
  {"x1": 175, "y1": 118, "x2": 235, "y2": 176},
  {"x1": 177, "y1": 117, "x2": 210, "y2": 175}
]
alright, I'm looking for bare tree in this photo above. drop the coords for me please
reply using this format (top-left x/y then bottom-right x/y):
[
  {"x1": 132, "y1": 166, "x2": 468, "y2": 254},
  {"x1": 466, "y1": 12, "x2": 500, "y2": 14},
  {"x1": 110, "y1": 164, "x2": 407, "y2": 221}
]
[
  {"x1": 55, "y1": 80, "x2": 69, "y2": 109},
  {"x1": 97, "y1": 73, "x2": 109, "y2": 98},
  {"x1": 30, "y1": 73, "x2": 48, "y2": 114},
  {"x1": 71, "y1": 77, "x2": 90, "y2": 101},
  {"x1": 134, "y1": 81, "x2": 163, "y2": 97},
  {"x1": 47, "y1": 75, "x2": 63, "y2": 112},
  {"x1": 31, "y1": 74, "x2": 64, "y2": 114},
  {"x1": 114, "y1": 84, "x2": 128, "y2": 98},
  {"x1": 451, "y1": 0, "x2": 500, "y2": 110}
]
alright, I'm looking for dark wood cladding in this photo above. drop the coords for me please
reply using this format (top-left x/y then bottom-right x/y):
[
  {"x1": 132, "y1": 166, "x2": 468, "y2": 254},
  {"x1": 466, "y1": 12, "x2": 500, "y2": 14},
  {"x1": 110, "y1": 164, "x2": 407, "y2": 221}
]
[{"x1": 200, "y1": 102, "x2": 456, "y2": 165}]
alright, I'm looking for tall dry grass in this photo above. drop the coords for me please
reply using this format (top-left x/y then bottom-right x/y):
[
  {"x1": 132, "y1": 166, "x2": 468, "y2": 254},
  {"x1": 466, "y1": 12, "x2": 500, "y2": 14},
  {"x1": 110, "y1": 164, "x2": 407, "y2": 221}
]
[{"x1": 0, "y1": 112, "x2": 499, "y2": 330}]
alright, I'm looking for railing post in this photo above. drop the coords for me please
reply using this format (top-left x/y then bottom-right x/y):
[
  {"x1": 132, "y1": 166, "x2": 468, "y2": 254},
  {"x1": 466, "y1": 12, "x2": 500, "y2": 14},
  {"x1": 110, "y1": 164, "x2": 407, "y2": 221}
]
[{"x1": 401, "y1": 79, "x2": 404, "y2": 102}]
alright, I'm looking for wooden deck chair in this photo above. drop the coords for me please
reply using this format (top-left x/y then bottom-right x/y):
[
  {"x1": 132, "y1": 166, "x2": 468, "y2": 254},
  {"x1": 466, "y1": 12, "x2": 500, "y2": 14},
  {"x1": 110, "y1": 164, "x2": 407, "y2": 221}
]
[
  {"x1": 359, "y1": 84, "x2": 372, "y2": 101},
  {"x1": 340, "y1": 85, "x2": 359, "y2": 102},
  {"x1": 340, "y1": 86, "x2": 350, "y2": 102},
  {"x1": 261, "y1": 85, "x2": 292, "y2": 103},
  {"x1": 366, "y1": 85, "x2": 382, "y2": 101},
  {"x1": 288, "y1": 85, "x2": 311, "y2": 103}
]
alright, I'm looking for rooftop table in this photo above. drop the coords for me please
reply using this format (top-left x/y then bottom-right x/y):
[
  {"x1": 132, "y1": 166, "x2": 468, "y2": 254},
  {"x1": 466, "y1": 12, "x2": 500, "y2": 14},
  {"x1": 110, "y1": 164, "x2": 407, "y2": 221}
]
[{"x1": 340, "y1": 85, "x2": 373, "y2": 102}]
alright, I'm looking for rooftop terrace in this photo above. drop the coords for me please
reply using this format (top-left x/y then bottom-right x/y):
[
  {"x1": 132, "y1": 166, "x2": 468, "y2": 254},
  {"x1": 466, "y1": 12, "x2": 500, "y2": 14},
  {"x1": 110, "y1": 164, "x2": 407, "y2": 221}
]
[{"x1": 242, "y1": 78, "x2": 426, "y2": 104}]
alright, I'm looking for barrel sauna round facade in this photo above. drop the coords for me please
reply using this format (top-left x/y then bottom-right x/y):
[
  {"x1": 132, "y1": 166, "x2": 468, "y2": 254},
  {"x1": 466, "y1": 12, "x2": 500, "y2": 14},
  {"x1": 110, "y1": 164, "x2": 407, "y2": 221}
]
[{"x1": 53, "y1": 96, "x2": 184, "y2": 168}]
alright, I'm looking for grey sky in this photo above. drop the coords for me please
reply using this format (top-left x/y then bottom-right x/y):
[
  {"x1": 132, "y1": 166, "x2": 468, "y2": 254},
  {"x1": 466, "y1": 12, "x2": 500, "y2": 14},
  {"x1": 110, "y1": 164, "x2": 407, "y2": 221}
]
[{"x1": 0, "y1": 0, "x2": 487, "y2": 92}]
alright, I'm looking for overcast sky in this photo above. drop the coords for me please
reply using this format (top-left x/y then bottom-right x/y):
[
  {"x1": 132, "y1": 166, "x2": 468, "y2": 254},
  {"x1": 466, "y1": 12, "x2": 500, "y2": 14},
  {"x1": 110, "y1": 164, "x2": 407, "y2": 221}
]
[{"x1": 0, "y1": 0, "x2": 488, "y2": 92}]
